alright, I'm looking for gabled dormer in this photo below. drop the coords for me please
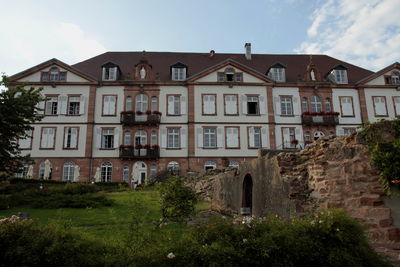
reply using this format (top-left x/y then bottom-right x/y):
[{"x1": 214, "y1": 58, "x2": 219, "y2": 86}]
[
  {"x1": 385, "y1": 71, "x2": 400, "y2": 85},
  {"x1": 170, "y1": 62, "x2": 187, "y2": 81},
  {"x1": 102, "y1": 62, "x2": 120, "y2": 81},
  {"x1": 217, "y1": 67, "x2": 243, "y2": 82},
  {"x1": 266, "y1": 63, "x2": 286, "y2": 82},
  {"x1": 41, "y1": 66, "x2": 67, "y2": 82},
  {"x1": 328, "y1": 64, "x2": 348, "y2": 84}
]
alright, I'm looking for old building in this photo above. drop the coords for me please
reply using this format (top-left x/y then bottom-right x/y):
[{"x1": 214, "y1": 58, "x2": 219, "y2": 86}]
[{"x1": 9, "y1": 44, "x2": 400, "y2": 184}]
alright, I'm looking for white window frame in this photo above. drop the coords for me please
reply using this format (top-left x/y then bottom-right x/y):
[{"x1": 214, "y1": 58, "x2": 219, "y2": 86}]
[
  {"x1": 203, "y1": 94, "x2": 216, "y2": 115},
  {"x1": 311, "y1": 95, "x2": 322, "y2": 112},
  {"x1": 19, "y1": 130, "x2": 33, "y2": 149},
  {"x1": 45, "y1": 96, "x2": 58, "y2": 115},
  {"x1": 203, "y1": 128, "x2": 217, "y2": 148},
  {"x1": 64, "y1": 127, "x2": 78, "y2": 149},
  {"x1": 102, "y1": 95, "x2": 116, "y2": 116},
  {"x1": 172, "y1": 67, "x2": 186, "y2": 81},
  {"x1": 226, "y1": 127, "x2": 239, "y2": 148},
  {"x1": 224, "y1": 95, "x2": 238, "y2": 115},
  {"x1": 268, "y1": 67, "x2": 285, "y2": 82},
  {"x1": 63, "y1": 162, "x2": 75, "y2": 181},
  {"x1": 101, "y1": 162, "x2": 112, "y2": 182},
  {"x1": 280, "y1": 96, "x2": 293, "y2": 116},
  {"x1": 41, "y1": 127, "x2": 55, "y2": 149},
  {"x1": 101, "y1": 129, "x2": 114, "y2": 149},
  {"x1": 167, "y1": 128, "x2": 180, "y2": 149},
  {"x1": 135, "y1": 94, "x2": 148, "y2": 112}
]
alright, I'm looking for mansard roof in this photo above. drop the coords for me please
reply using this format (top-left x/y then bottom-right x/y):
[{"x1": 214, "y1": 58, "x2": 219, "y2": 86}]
[{"x1": 19, "y1": 52, "x2": 370, "y2": 84}]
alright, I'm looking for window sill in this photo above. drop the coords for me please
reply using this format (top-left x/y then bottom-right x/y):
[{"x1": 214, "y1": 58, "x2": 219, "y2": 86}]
[
  {"x1": 63, "y1": 147, "x2": 79, "y2": 150},
  {"x1": 166, "y1": 148, "x2": 182, "y2": 150},
  {"x1": 202, "y1": 114, "x2": 217, "y2": 116},
  {"x1": 224, "y1": 113, "x2": 239, "y2": 116},
  {"x1": 226, "y1": 147, "x2": 240, "y2": 149},
  {"x1": 375, "y1": 115, "x2": 389, "y2": 117},
  {"x1": 340, "y1": 115, "x2": 355, "y2": 118},
  {"x1": 248, "y1": 147, "x2": 261, "y2": 150},
  {"x1": 66, "y1": 114, "x2": 82, "y2": 117},
  {"x1": 19, "y1": 148, "x2": 32, "y2": 150},
  {"x1": 202, "y1": 147, "x2": 218, "y2": 149},
  {"x1": 39, "y1": 148, "x2": 55, "y2": 150},
  {"x1": 166, "y1": 114, "x2": 182, "y2": 116},
  {"x1": 246, "y1": 114, "x2": 260, "y2": 116},
  {"x1": 99, "y1": 148, "x2": 116, "y2": 150},
  {"x1": 280, "y1": 115, "x2": 295, "y2": 117},
  {"x1": 45, "y1": 114, "x2": 58, "y2": 117},
  {"x1": 101, "y1": 115, "x2": 117, "y2": 117}
]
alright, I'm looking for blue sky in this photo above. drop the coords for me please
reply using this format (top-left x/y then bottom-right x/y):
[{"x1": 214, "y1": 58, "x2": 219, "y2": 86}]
[{"x1": 0, "y1": 0, "x2": 399, "y2": 80}]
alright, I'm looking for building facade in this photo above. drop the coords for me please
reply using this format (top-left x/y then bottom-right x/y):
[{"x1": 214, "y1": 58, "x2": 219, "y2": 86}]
[{"x1": 9, "y1": 45, "x2": 400, "y2": 185}]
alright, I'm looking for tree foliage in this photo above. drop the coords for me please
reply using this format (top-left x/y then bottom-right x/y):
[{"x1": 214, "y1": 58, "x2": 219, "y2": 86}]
[{"x1": 0, "y1": 76, "x2": 45, "y2": 175}]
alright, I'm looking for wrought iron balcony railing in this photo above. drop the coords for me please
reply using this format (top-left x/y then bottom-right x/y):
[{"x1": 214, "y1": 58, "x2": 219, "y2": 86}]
[
  {"x1": 119, "y1": 147, "x2": 160, "y2": 159},
  {"x1": 120, "y1": 112, "x2": 161, "y2": 125},
  {"x1": 301, "y1": 113, "x2": 339, "y2": 126}
]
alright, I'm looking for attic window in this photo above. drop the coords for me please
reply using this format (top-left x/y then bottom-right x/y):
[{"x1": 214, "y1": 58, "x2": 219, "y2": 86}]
[
  {"x1": 172, "y1": 67, "x2": 186, "y2": 81},
  {"x1": 267, "y1": 65, "x2": 286, "y2": 82},
  {"x1": 217, "y1": 68, "x2": 243, "y2": 82},
  {"x1": 391, "y1": 71, "x2": 400, "y2": 85},
  {"x1": 40, "y1": 67, "x2": 67, "y2": 82},
  {"x1": 329, "y1": 66, "x2": 348, "y2": 84},
  {"x1": 102, "y1": 64, "x2": 118, "y2": 81}
]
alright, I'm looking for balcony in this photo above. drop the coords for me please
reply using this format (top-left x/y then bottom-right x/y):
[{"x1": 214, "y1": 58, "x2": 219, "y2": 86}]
[
  {"x1": 119, "y1": 146, "x2": 160, "y2": 160},
  {"x1": 120, "y1": 111, "x2": 161, "y2": 126},
  {"x1": 301, "y1": 112, "x2": 339, "y2": 126}
]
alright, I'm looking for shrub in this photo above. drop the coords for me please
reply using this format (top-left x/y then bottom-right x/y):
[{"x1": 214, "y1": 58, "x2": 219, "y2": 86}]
[
  {"x1": 9, "y1": 178, "x2": 67, "y2": 184},
  {"x1": 159, "y1": 177, "x2": 197, "y2": 222}
]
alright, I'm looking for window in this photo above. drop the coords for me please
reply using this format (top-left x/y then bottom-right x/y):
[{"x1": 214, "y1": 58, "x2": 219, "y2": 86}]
[
  {"x1": 136, "y1": 94, "x2": 148, "y2": 112},
  {"x1": 125, "y1": 96, "x2": 132, "y2": 111},
  {"x1": 68, "y1": 96, "x2": 80, "y2": 115},
  {"x1": 101, "y1": 129, "x2": 114, "y2": 148},
  {"x1": 167, "y1": 128, "x2": 180, "y2": 148},
  {"x1": 123, "y1": 165, "x2": 129, "y2": 181},
  {"x1": 268, "y1": 67, "x2": 285, "y2": 82},
  {"x1": 102, "y1": 66, "x2": 117, "y2": 81},
  {"x1": 124, "y1": 131, "x2": 131, "y2": 145},
  {"x1": 49, "y1": 67, "x2": 60, "y2": 81},
  {"x1": 340, "y1": 96, "x2": 354, "y2": 117},
  {"x1": 101, "y1": 162, "x2": 112, "y2": 182},
  {"x1": 45, "y1": 96, "x2": 58, "y2": 115},
  {"x1": 167, "y1": 161, "x2": 179, "y2": 173},
  {"x1": 64, "y1": 127, "x2": 78, "y2": 149},
  {"x1": 202, "y1": 95, "x2": 216, "y2": 115},
  {"x1": 391, "y1": 71, "x2": 400, "y2": 85},
  {"x1": 304, "y1": 131, "x2": 311, "y2": 141},
  {"x1": 41, "y1": 72, "x2": 49, "y2": 81},
  {"x1": 150, "y1": 165, "x2": 157, "y2": 179},
  {"x1": 203, "y1": 128, "x2": 217, "y2": 148},
  {"x1": 282, "y1": 128, "x2": 296, "y2": 148},
  {"x1": 229, "y1": 161, "x2": 239, "y2": 169},
  {"x1": 311, "y1": 95, "x2": 322, "y2": 112},
  {"x1": 19, "y1": 130, "x2": 33, "y2": 149},
  {"x1": 151, "y1": 131, "x2": 158, "y2": 145},
  {"x1": 167, "y1": 95, "x2": 181, "y2": 115},
  {"x1": 41, "y1": 67, "x2": 66, "y2": 82},
  {"x1": 247, "y1": 96, "x2": 259, "y2": 115},
  {"x1": 394, "y1": 96, "x2": 400, "y2": 116},
  {"x1": 15, "y1": 164, "x2": 29, "y2": 178},
  {"x1": 134, "y1": 130, "x2": 147, "y2": 145},
  {"x1": 226, "y1": 127, "x2": 239, "y2": 148},
  {"x1": 41, "y1": 127, "x2": 55, "y2": 149},
  {"x1": 218, "y1": 73, "x2": 225, "y2": 82},
  {"x1": 249, "y1": 127, "x2": 261, "y2": 148},
  {"x1": 280, "y1": 96, "x2": 293, "y2": 116},
  {"x1": 373, "y1": 96, "x2": 388, "y2": 116},
  {"x1": 235, "y1": 73, "x2": 242, "y2": 82},
  {"x1": 325, "y1": 98, "x2": 331, "y2": 112},
  {"x1": 344, "y1": 128, "x2": 356, "y2": 135},
  {"x1": 63, "y1": 162, "x2": 75, "y2": 181},
  {"x1": 39, "y1": 161, "x2": 53, "y2": 179},
  {"x1": 172, "y1": 67, "x2": 186, "y2": 81},
  {"x1": 151, "y1": 97, "x2": 158, "y2": 111},
  {"x1": 217, "y1": 68, "x2": 243, "y2": 82},
  {"x1": 224, "y1": 95, "x2": 238, "y2": 115},
  {"x1": 102, "y1": 95, "x2": 116, "y2": 115},
  {"x1": 204, "y1": 161, "x2": 216, "y2": 170},
  {"x1": 329, "y1": 68, "x2": 348, "y2": 84},
  {"x1": 302, "y1": 97, "x2": 309, "y2": 113}
]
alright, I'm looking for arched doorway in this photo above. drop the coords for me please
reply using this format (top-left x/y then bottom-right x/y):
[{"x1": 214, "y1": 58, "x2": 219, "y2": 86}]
[
  {"x1": 241, "y1": 174, "x2": 253, "y2": 215},
  {"x1": 132, "y1": 161, "x2": 147, "y2": 186}
]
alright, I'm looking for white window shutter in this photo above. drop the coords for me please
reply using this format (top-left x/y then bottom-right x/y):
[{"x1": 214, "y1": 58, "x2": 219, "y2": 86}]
[
  {"x1": 217, "y1": 127, "x2": 223, "y2": 148},
  {"x1": 79, "y1": 96, "x2": 85, "y2": 115},
  {"x1": 249, "y1": 127, "x2": 255, "y2": 147},
  {"x1": 41, "y1": 128, "x2": 47, "y2": 147},
  {"x1": 96, "y1": 128, "x2": 101, "y2": 148},
  {"x1": 168, "y1": 96, "x2": 175, "y2": 115},
  {"x1": 36, "y1": 101, "x2": 45, "y2": 114},
  {"x1": 48, "y1": 128, "x2": 55, "y2": 148},
  {"x1": 232, "y1": 128, "x2": 239, "y2": 147},
  {"x1": 114, "y1": 128, "x2": 119, "y2": 148},
  {"x1": 102, "y1": 67, "x2": 106, "y2": 80},
  {"x1": 110, "y1": 96, "x2": 116, "y2": 115},
  {"x1": 182, "y1": 68, "x2": 187, "y2": 80},
  {"x1": 275, "y1": 96, "x2": 281, "y2": 115},
  {"x1": 64, "y1": 128, "x2": 69, "y2": 147},
  {"x1": 261, "y1": 127, "x2": 268, "y2": 148},
  {"x1": 180, "y1": 96, "x2": 186, "y2": 115},
  {"x1": 57, "y1": 96, "x2": 62, "y2": 114},
  {"x1": 197, "y1": 127, "x2": 203, "y2": 148},
  {"x1": 180, "y1": 128, "x2": 186, "y2": 148},
  {"x1": 283, "y1": 128, "x2": 290, "y2": 147},
  {"x1": 103, "y1": 96, "x2": 108, "y2": 115},
  {"x1": 293, "y1": 97, "x2": 298, "y2": 103},
  {"x1": 161, "y1": 129, "x2": 167, "y2": 148},
  {"x1": 242, "y1": 95, "x2": 247, "y2": 114},
  {"x1": 61, "y1": 96, "x2": 68, "y2": 115},
  {"x1": 71, "y1": 128, "x2": 78, "y2": 148},
  {"x1": 171, "y1": 67, "x2": 176, "y2": 80},
  {"x1": 259, "y1": 96, "x2": 266, "y2": 114},
  {"x1": 210, "y1": 95, "x2": 216, "y2": 114},
  {"x1": 295, "y1": 128, "x2": 300, "y2": 135}
]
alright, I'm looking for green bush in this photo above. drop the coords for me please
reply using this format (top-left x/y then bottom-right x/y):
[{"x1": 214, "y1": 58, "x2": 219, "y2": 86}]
[
  {"x1": 9, "y1": 177, "x2": 67, "y2": 184},
  {"x1": 159, "y1": 177, "x2": 197, "y2": 222},
  {"x1": 0, "y1": 220, "x2": 121, "y2": 267}
]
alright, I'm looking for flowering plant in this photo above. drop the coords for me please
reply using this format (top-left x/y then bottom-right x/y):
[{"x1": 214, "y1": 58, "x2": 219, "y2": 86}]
[
  {"x1": 146, "y1": 110, "x2": 152, "y2": 115},
  {"x1": 119, "y1": 145, "x2": 133, "y2": 149},
  {"x1": 136, "y1": 111, "x2": 143, "y2": 115},
  {"x1": 121, "y1": 110, "x2": 135, "y2": 115},
  {"x1": 291, "y1": 139, "x2": 299, "y2": 145},
  {"x1": 135, "y1": 144, "x2": 143, "y2": 149},
  {"x1": 152, "y1": 144, "x2": 160, "y2": 149},
  {"x1": 153, "y1": 110, "x2": 162, "y2": 115},
  {"x1": 144, "y1": 144, "x2": 151, "y2": 149}
]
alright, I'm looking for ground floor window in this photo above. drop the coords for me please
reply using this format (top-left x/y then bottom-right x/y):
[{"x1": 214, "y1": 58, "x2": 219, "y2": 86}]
[
  {"x1": 101, "y1": 162, "x2": 112, "y2": 182},
  {"x1": 204, "y1": 160, "x2": 216, "y2": 171},
  {"x1": 63, "y1": 162, "x2": 75, "y2": 181}
]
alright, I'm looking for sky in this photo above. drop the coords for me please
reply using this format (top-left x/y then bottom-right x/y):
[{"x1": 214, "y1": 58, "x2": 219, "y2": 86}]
[{"x1": 0, "y1": 0, "x2": 399, "y2": 82}]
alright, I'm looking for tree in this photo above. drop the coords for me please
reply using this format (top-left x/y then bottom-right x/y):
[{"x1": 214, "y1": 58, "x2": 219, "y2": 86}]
[{"x1": 0, "y1": 76, "x2": 45, "y2": 176}]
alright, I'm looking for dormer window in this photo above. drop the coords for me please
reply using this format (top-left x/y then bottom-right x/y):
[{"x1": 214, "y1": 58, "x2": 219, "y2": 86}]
[
  {"x1": 40, "y1": 67, "x2": 67, "y2": 82},
  {"x1": 391, "y1": 71, "x2": 400, "y2": 85},
  {"x1": 217, "y1": 67, "x2": 243, "y2": 82},
  {"x1": 267, "y1": 63, "x2": 286, "y2": 82},
  {"x1": 328, "y1": 65, "x2": 348, "y2": 84},
  {"x1": 102, "y1": 62, "x2": 119, "y2": 81},
  {"x1": 171, "y1": 62, "x2": 187, "y2": 81}
]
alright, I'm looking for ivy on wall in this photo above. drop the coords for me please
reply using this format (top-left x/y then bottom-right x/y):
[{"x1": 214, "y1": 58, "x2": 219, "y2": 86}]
[{"x1": 360, "y1": 118, "x2": 400, "y2": 194}]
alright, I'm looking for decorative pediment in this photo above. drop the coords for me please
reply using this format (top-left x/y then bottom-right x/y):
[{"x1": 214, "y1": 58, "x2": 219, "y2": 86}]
[{"x1": 357, "y1": 62, "x2": 400, "y2": 86}]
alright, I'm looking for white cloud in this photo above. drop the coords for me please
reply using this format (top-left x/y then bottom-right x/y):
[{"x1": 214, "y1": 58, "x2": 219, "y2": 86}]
[{"x1": 295, "y1": 0, "x2": 400, "y2": 71}]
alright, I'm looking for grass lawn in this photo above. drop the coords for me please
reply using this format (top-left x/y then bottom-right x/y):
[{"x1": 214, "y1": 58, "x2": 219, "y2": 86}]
[{"x1": 0, "y1": 188, "x2": 211, "y2": 244}]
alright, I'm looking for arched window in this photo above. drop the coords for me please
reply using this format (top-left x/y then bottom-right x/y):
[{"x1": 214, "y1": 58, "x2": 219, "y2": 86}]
[
  {"x1": 49, "y1": 67, "x2": 60, "y2": 81},
  {"x1": 151, "y1": 97, "x2": 158, "y2": 111},
  {"x1": 101, "y1": 162, "x2": 112, "y2": 182},
  {"x1": 302, "y1": 97, "x2": 308, "y2": 113},
  {"x1": 325, "y1": 98, "x2": 331, "y2": 112},
  {"x1": 311, "y1": 95, "x2": 322, "y2": 112},
  {"x1": 122, "y1": 165, "x2": 129, "y2": 181},
  {"x1": 204, "y1": 160, "x2": 216, "y2": 170},
  {"x1": 135, "y1": 94, "x2": 148, "y2": 112},
  {"x1": 167, "y1": 161, "x2": 179, "y2": 172},
  {"x1": 39, "y1": 162, "x2": 45, "y2": 179},
  {"x1": 135, "y1": 130, "x2": 147, "y2": 145},
  {"x1": 124, "y1": 131, "x2": 131, "y2": 145},
  {"x1": 63, "y1": 162, "x2": 75, "y2": 181},
  {"x1": 229, "y1": 161, "x2": 239, "y2": 169},
  {"x1": 125, "y1": 96, "x2": 132, "y2": 111},
  {"x1": 150, "y1": 165, "x2": 157, "y2": 178},
  {"x1": 150, "y1": 131, "x2": 158, "y2": 145}
]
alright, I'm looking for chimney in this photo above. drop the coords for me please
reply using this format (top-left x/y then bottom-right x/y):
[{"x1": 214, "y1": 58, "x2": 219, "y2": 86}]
[{"x1": 244, "y1": 43, "x2": 251, "y2": 60}]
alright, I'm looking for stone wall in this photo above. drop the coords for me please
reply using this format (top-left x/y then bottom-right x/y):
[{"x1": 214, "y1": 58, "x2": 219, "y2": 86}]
[{"x1": 189, "y1": 128, "x2": 400, "y2": 243}]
